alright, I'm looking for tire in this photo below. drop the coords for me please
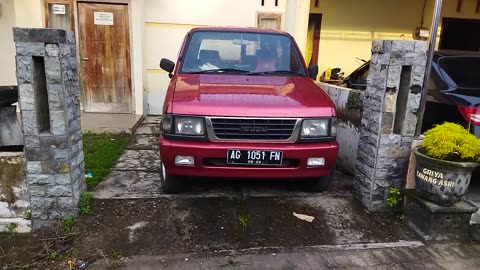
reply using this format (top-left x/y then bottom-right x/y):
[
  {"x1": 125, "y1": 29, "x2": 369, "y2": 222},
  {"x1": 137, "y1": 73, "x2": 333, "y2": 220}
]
[
  {"x1": 304, "y1": 174, "x2": 333, "y2": 192},
  {"x1": 160, "y1": 162, "x2": 183, "y2": 194}
]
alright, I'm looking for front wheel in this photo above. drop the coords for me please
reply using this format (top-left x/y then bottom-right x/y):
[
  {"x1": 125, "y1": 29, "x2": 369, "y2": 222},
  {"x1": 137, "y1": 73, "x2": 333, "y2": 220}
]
[
  {"x1": 160, "y1": 162, "x2": 183, "y2": 194},
  {"x1": 303, "y1": 174, "x2": 333, "y2": 192}
]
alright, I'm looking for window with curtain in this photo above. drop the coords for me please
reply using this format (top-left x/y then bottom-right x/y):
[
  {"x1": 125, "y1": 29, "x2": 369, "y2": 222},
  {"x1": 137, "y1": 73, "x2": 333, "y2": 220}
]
[
  {"x1": 47, "y1": 3, "x2": 71, "y2": 31},
  {"x1": 257, "y1": 13, "x2": 282, "y2": 30}
]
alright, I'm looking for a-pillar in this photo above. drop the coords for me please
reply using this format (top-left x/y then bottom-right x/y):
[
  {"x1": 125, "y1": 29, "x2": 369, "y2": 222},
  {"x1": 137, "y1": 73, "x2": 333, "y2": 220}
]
[{"x1": 354, "y1": 40, "x2": 428, "y2": 211}]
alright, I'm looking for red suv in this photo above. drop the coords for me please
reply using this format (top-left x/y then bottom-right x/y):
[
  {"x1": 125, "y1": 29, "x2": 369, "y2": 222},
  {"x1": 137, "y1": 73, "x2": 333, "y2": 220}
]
[{"x1": 159, "y1": 27, "x2": 339, "y2": 193}]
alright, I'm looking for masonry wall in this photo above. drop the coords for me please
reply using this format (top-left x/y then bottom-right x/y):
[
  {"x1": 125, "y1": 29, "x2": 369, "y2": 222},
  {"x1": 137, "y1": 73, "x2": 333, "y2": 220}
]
[
  {"x1": 14, "y1": 28, "x2": 86, "y2": 229},
  {"x1": 0, "y1": 152, "x2": 30, "y2": 233},
  {"x1": 318, "y1": 82, "x2": 363, "y2": 174},
  {"x1": 353, "y1": 40, "x2": 428, "y2": 211}
]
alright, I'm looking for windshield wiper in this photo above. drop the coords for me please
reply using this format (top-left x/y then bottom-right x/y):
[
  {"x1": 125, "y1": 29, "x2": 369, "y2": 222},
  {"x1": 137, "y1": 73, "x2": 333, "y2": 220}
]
[
  {"x1": 248, "y1": 70, "x2": 305, "y2": 76},
  {"x1": 185, "y1": 68, "x2": 250, "y2": 74}
]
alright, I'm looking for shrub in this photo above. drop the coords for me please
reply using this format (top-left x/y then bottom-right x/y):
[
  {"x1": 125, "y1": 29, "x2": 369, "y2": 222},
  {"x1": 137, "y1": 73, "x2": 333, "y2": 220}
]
[{"x1": 421, "y1": 122, "x2": 480, "y2": 162}]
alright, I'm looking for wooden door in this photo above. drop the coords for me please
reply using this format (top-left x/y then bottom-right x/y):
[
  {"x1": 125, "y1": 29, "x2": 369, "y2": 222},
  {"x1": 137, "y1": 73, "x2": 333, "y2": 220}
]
[{"x1": 78, "y1": 3, "x2": 132, "y2": 113}]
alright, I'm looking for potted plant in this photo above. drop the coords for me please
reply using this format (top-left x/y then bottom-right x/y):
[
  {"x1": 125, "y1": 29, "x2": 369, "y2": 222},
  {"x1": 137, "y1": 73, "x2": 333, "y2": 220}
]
[{"x1": 413, "y1": 122, "x2": 480, "y2": 206}]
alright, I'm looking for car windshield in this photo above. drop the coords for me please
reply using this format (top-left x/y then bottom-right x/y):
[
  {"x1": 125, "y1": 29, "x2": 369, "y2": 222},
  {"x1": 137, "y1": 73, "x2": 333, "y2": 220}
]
[
  {"x1": 179, "y1": 31, "x2": 306, "y2": 76},
  {"x1": 438, "y1": 56, "x2": 480, "y2": 90}
]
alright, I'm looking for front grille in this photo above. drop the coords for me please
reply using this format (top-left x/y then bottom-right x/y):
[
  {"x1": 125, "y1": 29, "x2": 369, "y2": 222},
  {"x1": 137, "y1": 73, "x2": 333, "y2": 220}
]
[{"x1": 210, "y1": 118, "x2": 297, "y2": 140}]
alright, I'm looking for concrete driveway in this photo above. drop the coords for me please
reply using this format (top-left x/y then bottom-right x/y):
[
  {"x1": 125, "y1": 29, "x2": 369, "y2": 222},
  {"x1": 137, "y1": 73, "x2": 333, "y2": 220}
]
[{"x1": 83, "y1": 116, "x2": 480, "y2": 269}]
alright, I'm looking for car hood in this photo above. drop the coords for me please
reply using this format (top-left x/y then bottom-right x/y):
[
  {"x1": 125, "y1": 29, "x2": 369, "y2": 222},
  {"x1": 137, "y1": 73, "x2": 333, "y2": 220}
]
[{"x1": 169, "y1": 74, "x2": 335, "y2": 117}]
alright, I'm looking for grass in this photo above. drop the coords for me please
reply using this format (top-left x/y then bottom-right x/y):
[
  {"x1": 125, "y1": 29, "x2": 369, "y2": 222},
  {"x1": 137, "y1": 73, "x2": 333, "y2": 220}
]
[
  {"x1": 83, "y1": 132, "x2": 132, "y2": 190},
  {"x1": 79, "y1": 192, "x2": 93, "y2": 215}
]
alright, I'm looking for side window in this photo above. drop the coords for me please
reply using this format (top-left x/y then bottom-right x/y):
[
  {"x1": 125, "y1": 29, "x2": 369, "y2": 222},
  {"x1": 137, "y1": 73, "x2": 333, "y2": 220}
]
[{"x1": 359, "y1": 68, "x2": 369, "y2": 82}]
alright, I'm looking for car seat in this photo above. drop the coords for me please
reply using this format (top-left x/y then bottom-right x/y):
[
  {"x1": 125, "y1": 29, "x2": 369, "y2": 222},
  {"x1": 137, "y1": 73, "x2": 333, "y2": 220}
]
[
  {"x1": 255, "y1": 49, "x2": 277, "y2": 72},
  {"x1": 199, "y1": 49, "x2": 222, "y2": 67}
]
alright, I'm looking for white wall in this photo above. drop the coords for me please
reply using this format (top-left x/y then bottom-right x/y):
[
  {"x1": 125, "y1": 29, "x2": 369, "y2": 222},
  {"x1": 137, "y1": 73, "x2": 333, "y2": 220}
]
[
  {"x1": 311, "y1": 0, "x2": 425, "y2": 76},
  {"x1": 144, "y1": 0, "x2": 287, "y2": 114},
  {"x1": 0, "y1": 0, "x2": 16, "y2": 85},
  {"x1": 13, "y1": 0, "x2": 43, "y2": 28}
]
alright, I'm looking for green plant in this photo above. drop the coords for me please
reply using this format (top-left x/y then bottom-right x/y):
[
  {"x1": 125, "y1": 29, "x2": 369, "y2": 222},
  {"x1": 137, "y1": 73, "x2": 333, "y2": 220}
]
[
  {"x1": 422, "y1": 122, "x2": 480, "y2": 162},
  {"x1": 47, "y1": 250, "x2": 61, "y2": 260},
  {"x1": 79, "y1": 191, "x2": 93, "y2": 215},
  {"x1": 112, "y1": 250, "x2": 123, "y2": 260},
  {"x1": 238, "y1": 214, "x2": 249, "y2": 230},
  {"x1": 19, "y1": 264, "x2": 31, "y2": 270},
  {"x1": 386, "y1": 188, "x2": 402, "y2": 208},
  {"x1": 63, "y1": 216, "x2": 76, "y2": 233},
  {"x1": 6, "y1": 223, "x2": 17, "y2": 234},
  {"x1": 23, "y1": 210, "x2": 31, "y2": 220}
]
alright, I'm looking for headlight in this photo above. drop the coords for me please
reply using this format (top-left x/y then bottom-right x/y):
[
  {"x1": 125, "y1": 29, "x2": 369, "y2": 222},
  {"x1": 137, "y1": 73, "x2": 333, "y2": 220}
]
[
  {"x1": 175, "y1": 116, "x2": 205, "y2": 135},
  {"x1": 301, "y1": 119, "x2": 329, "y2": 137},
  {"x1": 161, "y1": 115, "x2": 173, "y2": 133}
]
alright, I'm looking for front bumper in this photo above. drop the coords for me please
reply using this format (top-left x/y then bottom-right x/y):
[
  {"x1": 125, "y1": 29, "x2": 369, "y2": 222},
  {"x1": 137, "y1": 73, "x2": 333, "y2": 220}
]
[{"x1": 160, "y1": 137, "x2": 339, "y2": 179}]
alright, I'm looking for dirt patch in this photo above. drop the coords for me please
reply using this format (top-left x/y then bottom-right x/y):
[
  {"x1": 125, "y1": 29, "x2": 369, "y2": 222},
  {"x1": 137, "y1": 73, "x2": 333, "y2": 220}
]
[
  {"x1": 0, "y1": 229, "x2": 74, "y2": 269},
  {"x1": 72, "y1": 198, "x2": 335, "y2": 262},
  {"x1": 72, "y1": 196, "x2": 417, "y2": 264},
  {"x1": 0, "y1": 195, "x2": 418, "y2": 268}
]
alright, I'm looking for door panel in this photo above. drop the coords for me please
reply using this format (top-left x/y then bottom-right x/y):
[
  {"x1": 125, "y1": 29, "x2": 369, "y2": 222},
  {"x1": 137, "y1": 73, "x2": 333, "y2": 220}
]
[{"x1": 78, "y1": 3, "x2": 132, "y2": 113}]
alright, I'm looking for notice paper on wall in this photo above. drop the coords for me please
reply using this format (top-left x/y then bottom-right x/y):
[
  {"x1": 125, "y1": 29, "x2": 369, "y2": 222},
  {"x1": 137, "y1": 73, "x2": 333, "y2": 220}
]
[
  {"x1": 52, "y1": 4, "x2": 66, "y2": 15},
  {"x1": 94, "y1": 12, "x2": 114, "y2": 25}
]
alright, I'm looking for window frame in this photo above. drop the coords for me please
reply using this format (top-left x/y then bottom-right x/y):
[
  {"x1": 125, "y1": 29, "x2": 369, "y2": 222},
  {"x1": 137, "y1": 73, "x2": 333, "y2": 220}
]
[
  {"x1": 257, "y1": 13, "x2": 282, "y2": 30},
  {"x1": 178, "y1": 30, "x2": 306, "y2": 76},
  {"x1": 43, "y1": 0, "x2": 75, "y2": 31}
]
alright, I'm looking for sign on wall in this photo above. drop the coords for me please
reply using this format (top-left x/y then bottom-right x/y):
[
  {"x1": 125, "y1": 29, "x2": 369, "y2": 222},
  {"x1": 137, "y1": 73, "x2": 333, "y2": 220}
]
[
  {"x1": 52, "y1": 4, "x2": 66, "y2": 15},
  {"x1": 94, "y1": 12, "x2": 114, "y2": 25}
]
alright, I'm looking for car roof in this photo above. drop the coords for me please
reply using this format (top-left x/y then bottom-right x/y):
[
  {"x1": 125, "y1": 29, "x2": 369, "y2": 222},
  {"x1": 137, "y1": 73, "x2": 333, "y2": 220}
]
[{"x1": 188, "y1": 27, "x2": 291, "y2": 36}]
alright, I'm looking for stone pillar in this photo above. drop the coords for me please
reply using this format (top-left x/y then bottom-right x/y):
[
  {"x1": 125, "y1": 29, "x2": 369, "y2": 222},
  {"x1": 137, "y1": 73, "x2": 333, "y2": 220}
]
[
  {"x1": 13, "y1": 28, "x2": 86, "y2": 229},
  {"x1": 354, "y1": 40, "x2": 428, "y2": 211}
]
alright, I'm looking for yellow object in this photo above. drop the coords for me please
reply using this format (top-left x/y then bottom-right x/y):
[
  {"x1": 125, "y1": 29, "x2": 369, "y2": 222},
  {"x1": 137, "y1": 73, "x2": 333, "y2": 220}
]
[
  {"x1": 324, "y1": 68, "x2": 332, "y2": 80},
  {"x1": 304, "y1": 23, "x2": 315, "y2": 66}
]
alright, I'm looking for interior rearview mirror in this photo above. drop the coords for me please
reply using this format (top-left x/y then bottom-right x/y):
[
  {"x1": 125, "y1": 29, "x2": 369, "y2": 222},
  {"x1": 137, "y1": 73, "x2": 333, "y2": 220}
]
[
  {"x1": 232, "y1": 39, "x2": 250, "y2": 45},
  {"x1": 160, "y1": 58, "x2": 175, "y2": 78},
  {"x1": 308, "y1": 64, "x2": 319, "y2": 80}
]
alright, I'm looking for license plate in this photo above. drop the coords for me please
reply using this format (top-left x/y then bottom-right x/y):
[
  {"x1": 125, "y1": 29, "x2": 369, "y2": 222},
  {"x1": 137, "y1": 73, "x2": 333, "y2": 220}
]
[{"x1": 227, "y1": 149, "x2": 283, "y2": 166}]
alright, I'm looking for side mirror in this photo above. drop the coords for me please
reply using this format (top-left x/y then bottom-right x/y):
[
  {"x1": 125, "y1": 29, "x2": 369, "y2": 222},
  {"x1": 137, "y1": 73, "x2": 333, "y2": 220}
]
[
  {"x1": 308, "y1": 64, "x2": 319, "y2": 80},
  {"x1": 160, "y1": 58, "x2": 175, "y2": 78}
]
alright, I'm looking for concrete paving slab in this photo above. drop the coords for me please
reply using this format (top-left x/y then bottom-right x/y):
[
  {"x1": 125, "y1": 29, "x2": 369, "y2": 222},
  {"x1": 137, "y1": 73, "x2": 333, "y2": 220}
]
[
  {"x1": 142, "y1": 115, "x2": 162, "y2": 125},
  {"x1": 113, "y1": 150, "x2": 161, "y2": 172},
  {"x1": 93, "y1": 171, "x2": 162, "y2": 199},
  {"x1": 128, "y1": 135, "x2": 159, "y2": 150},
  {"x1": 88, "y1": 243, "x2": 480, "y2": 270},
  {"x1": 134, "y1": 124, "x2": 160, "y2": 136},
  {"x1": 81, "y1": 113, "x2": 143, "y2": 134}
]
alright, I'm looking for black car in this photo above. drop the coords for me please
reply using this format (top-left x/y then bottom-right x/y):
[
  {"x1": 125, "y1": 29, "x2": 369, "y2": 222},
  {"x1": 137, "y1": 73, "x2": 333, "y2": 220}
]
[{"x1": 343, "y1": 50, "x2": 480, "y2": 135}]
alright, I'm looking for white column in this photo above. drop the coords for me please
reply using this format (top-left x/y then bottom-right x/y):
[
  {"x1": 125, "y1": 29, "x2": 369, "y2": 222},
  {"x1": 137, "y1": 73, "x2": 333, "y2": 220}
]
[
  {"x1": 283, "y1": 0, "x2": 310, "y2": 57},
  {"x1": 0, "y1": 0, "x2": 17, "y2": 85},
  {"x1": 130, "y1": 0, "x2": 145, "y2": 115}
]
